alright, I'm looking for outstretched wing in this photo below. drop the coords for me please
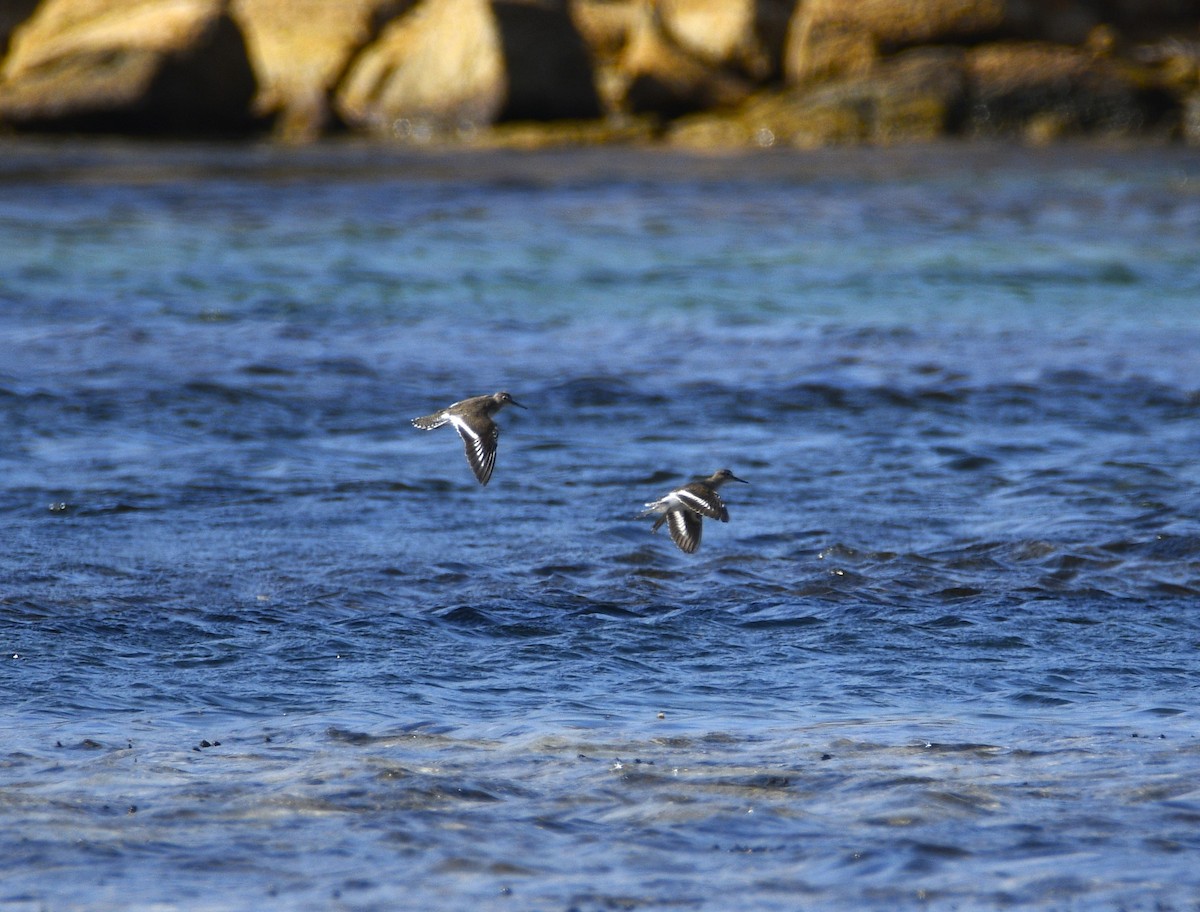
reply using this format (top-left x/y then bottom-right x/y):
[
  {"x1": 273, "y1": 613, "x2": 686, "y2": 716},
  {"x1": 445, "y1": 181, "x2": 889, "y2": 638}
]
[
  {"x1": 666, "y1": 508, "x2": 703, "y2": 553},
  {"x1": 453, "y1": 415, "x2": 499, "y2": 485},
  {"x1": 676, "y1": 484, "x2": 729, "y2": 522}
]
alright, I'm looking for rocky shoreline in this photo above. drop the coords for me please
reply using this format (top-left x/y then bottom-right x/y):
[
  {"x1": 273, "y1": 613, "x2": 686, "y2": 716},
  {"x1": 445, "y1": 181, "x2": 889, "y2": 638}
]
[{"x1": 1, "y1": 0, "x2": 1197, "y2": 147}]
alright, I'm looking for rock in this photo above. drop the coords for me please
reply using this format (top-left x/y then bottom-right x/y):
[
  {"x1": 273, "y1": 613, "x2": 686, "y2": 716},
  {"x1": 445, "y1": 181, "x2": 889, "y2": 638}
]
[
  {"x1": 1101, "y1": 0, "x2": 1200, "y2": 40},
  {"x1": 786, "y1": 0, "x2": 1002, "y2": 85},
  {"x1": 0, "y1": 0, "x2": 258, "y2": 134},
  {"x1": 335, "y1": 0, "x2": 504, "y2": 137},
  {"x1": 614, "y1": 0, "x2": 756, "y2": 116},
  {"x1": 657, "y1": 0, "x2": 793, "y2": 80},
  {"x1": 481, "y1": 111, "x2": 657, "y2": 146},
  {"x1": 964, "y1": 41, "x2": 1172, "y2": 138},
  {"x1": 871, "y1": 47, "x2": 969, "y2": 141},
  {"x1": 672, "y1": 35, "x2": 1184, "y2": 149},
  {"x1": 232, "y1": 0, "x2": 411, "y2": 141},
  {"x1": 1184, "y1": 91, "x2": 1200, "y2": 144},
  {"x1": 669, "y1": 46, "x2": 967, "y2": 148},
  {"x1": 570, "y1": 0, "x2": 637, "y2": 59},
  {"x1": 570, "y1": 0, "x2": 790, "y2": 116},
  {"x1": 569, "y1": 0, "x2": 638, "y2": 113},
  {"x1": 335, "y1": 0, "x2": 599, "y2": 139},
  {"x1": 784, "y1": 0, "x2": 1108, "y2": 86},
  {"x1": 1132, "y1": 35, "x2": 1200, "y2": 93},
  {"x1": 785, "y1": 20, "x2": 879, "y2": 87},
  {"x1": 491, "y1": 0, "x2": 603, "y2": 121},
  {"x1": 0, "y1": 0, "x2": 40, "y2": 60}
]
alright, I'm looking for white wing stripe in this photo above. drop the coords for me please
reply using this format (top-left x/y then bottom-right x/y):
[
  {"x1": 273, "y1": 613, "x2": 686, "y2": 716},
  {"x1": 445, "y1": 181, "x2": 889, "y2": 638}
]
[{"x1": 675, "y1": 488, "x2": 727, "y2": 520}]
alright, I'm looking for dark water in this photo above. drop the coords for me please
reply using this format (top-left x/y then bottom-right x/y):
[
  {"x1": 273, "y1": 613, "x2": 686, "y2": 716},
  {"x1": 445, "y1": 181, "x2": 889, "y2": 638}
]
[{"x1": 2, "y1": 141, "x2": 1200, "y2": 911}]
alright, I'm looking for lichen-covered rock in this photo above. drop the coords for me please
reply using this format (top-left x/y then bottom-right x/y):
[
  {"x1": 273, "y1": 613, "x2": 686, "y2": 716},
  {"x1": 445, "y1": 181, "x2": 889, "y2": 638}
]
[
  {"x1": 335, "y1": 0, "x2": 599, "y2": 139},
  {"x1": 231, "y1": 0, "x2": 411, "y2": 141},
  {"x1": 0, "y1": 0, "x2": 258, "y2": 134}
]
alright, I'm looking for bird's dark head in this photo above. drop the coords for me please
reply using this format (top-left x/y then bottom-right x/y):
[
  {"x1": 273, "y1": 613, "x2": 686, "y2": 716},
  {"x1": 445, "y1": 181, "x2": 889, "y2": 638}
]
[
  {"x1": 713, "y1": 468, "x2": 748, "y2": 485},
  {"x1": 494, "y1": 391, "x2": 526, "y2": 409}
]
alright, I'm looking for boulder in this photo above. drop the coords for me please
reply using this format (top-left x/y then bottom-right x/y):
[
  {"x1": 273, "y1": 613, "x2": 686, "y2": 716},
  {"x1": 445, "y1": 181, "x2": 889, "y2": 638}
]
[
  {"x1": 491, "y1": 0, "x2": 603, "y2": 121},
  {"x1": 335, "y1": 0, "x2": 599, "y2": 139},
  {"x1": 231, "y1": 0, "x2": 413, "y2": 141},
  {"x1": 570, "y1": 0, "x2": 791, "y2": 116},
  {"x1": 615, "y1": 0, "x2": 756, "y2": 116},
  {"x1": 870, "y1": 46, "x2": 969, "y2": 141},
  {"x1": 569, "y1": 0, "x2": 637, "y2": 59},
  {"x1": 336, "y1": 0, "x2": 503, "y2": 137},
  {"x1": 784, "y1": 0, "x2": 1106, "y2": 85},
  {"x1": 964, "y1": 41, "x2": 1173, "y2": 138},
  {"x1": 787, "y1": 0, "x2": 1005, "y2": 86},
  {"x1": 1099, "y1": 0, "x2": 1200, "y2": 40},
  {"x1": 669, "y1": 46, "x2": 967, "y2": 148},
  {"x1": 0, "y1": 0, "x2": 41, "y2": 60},
  {"x1": 1185, "y1": 90, "x2": 1200, "y2": 144},
  {"x1": 658, "y1": 0, "x2": 793, "y2": 80},
  {"x1": 1131, "y1": 34, "x2": 1200, "y2": 95},
  {"x1": 0, "y1": 0, "x2": 258, "y2": 134},
  {"x1": 568, "y1": 0, "x2": 638, "y2": 113}
]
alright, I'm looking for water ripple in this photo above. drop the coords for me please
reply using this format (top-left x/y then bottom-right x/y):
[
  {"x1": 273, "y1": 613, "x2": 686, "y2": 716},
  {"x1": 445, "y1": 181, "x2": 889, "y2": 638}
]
[{"x1": 2, "y1": 144, "x2": 1200, "y2": 911}]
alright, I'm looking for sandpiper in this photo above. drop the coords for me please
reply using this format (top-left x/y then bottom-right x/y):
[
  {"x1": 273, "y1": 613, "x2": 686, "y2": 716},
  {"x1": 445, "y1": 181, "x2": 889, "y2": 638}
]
[
  {"x1": 641, "y1": 468, "x2": 748, "y2": 553},
  {"x1": 411, "y1": 391, "x2": 525, "y2": 486}
]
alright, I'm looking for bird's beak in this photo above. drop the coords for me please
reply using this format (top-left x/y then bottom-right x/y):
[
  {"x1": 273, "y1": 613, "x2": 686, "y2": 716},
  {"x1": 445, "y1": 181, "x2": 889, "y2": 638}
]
[
  {"x1": 510, "y1": 398, "x2": 527, "y2": 409},
  {"x1": 731, "y1": 474, "x2": 749, "y2": 484}
]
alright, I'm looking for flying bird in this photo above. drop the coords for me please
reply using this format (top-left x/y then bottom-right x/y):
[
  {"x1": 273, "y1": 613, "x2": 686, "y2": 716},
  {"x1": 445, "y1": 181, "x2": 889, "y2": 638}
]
[
  {"x1": 641, "y1": 468, "x2": 748, "y2": 553},
  {"x1": 411, "y1": 391, "x2": 525, "y2": 485}
]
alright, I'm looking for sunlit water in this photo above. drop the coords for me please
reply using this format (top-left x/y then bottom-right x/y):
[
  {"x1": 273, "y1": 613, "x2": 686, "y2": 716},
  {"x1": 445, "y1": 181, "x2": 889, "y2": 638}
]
[{"x1": 2, "y1": 141, "x2": 1199, "y2": 911}]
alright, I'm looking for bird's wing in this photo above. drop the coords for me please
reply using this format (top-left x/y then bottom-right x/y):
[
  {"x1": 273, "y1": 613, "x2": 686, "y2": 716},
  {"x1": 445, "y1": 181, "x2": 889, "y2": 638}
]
[
  {"x1": 453, "y1": 415, "x2": 499, "y2": 485},
  {"x1": 667, "y1": 508, "x2": 703, "y2": 553},
  {"x1": 675, "y1": 485, "x2": 729, "y2": 522}
]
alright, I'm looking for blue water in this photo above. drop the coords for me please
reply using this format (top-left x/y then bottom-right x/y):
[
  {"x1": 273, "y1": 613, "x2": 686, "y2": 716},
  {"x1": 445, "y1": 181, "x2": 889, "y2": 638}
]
[{"x1": 2, "y1": 141, "x2": 1200, "y2": 911}]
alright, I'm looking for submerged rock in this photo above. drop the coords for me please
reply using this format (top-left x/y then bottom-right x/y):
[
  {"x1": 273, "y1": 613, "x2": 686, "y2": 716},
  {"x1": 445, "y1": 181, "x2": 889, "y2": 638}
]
[{"x1": 0, "y1": 0, "x2": 258, "y2": 134}]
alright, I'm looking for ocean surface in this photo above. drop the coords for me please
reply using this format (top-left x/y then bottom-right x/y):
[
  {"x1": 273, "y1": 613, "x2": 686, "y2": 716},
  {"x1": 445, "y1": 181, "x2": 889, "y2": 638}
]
[{"x1": 1, "y1": 140, "x2": 1199, "y2": 911}]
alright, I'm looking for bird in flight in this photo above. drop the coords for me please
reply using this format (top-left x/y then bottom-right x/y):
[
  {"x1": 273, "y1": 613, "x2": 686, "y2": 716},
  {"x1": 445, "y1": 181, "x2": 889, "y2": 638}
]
[
  {"x1": 641, "y1": 468, "x2": 748, "y2": 553},
  {"x1": 411, "y1": 391, "x2": 525, "y2": 486}
]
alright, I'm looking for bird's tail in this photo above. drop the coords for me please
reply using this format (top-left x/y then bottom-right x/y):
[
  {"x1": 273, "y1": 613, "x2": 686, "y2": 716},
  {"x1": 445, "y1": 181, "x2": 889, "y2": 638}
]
[
  {"x1": 640, "y1": 503, "x2": 668, "y2": 532},
  {"x1": 411, "y1": 413, "x2": 448, "y2": 430}
]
